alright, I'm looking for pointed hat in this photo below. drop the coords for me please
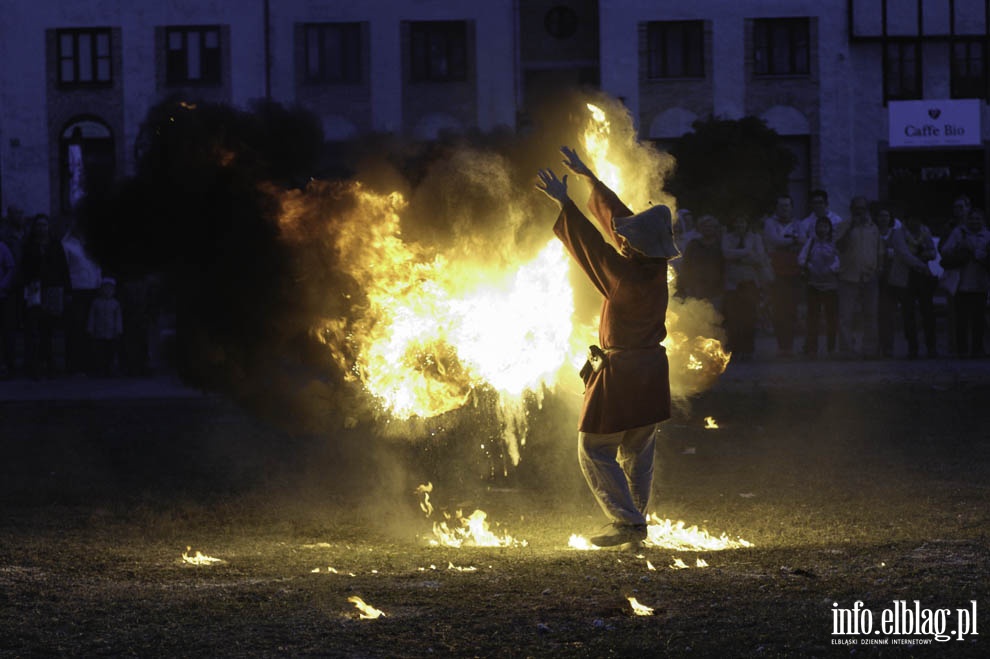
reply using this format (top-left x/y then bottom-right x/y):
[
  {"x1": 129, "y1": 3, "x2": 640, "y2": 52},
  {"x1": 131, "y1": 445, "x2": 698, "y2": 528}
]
[{"x1": 612, "y1": 204, "x2": 679, "y2": 259}]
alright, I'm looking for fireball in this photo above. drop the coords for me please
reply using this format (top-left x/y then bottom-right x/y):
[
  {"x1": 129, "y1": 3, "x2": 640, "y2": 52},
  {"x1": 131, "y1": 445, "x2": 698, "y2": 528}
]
[{"x1": 277, "y1": 99, "x2": 728, "y2": 466}]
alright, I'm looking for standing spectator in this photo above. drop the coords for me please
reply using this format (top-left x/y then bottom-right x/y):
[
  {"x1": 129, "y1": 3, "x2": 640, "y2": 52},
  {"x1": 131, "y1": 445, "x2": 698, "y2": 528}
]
[
  {"x1": 875, "y1": 206, "x2": 899, "y2": 358},
  {"x1": 21, "y1": 215, "x2": 70, "y2": 378},
  {"x1": 87, "y1": 276, "x2": 123, "y2": 376},
  {"x1": 671, "y1": 208, "x2": 697, "y2": 282},
  {"x1": 798, "y1": 216, "x2": 840, "y2": 357},
  {"x1": 939, "y1": 194, "x2": 971, "y2": 244},
  {"x1": 0, "y1": 237, "x2": 15, "y2": 378},
  {"x1": 938, "y1": 194, "x2": 972, "y2": 355},
  {"x1": 722, "y1": 215, "x2": 767, "y2": 360},
  {"x1": 800, "y1": 189, "x2": 843, "y2": 238},
  {"x1": 939, "y1": 208, "x2": 990, "y2": 358},
  {"x1": 61, "y1": 218, "x2": 102, "y2": 375},
  {"x1": 834, "y1": 197, "x2": 883, "y2": 358},
  {"x1": 889, "y1": 214, "x2": 938, "y2": 359},
  {"x1": 676, "y1": 214, "x2": 723, "y2": 306},
  {"x1": 0, "y1": 206, "x2": 28, "y2": 264},
  {"x1": 763, "y1": 194, "x2": 805, "y2": 358},
  {"x1": 1, "y1": 208, "x2": 28, "y2": 376}
]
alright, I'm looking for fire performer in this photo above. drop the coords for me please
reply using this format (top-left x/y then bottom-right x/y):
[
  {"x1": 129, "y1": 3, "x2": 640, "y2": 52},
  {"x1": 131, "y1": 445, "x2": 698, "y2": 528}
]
[{"x1": 536, "y1": 146, "x2": 677, "y2": 547}]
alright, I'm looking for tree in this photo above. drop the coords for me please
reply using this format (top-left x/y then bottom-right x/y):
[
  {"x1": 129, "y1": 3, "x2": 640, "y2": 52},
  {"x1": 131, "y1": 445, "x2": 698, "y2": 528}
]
[
  {"x1": 666, "y1": 116, "x2": 796, "y2": 223},
  {"x1": 79, "y1": 97, "x2": 326, "y2": 389}
]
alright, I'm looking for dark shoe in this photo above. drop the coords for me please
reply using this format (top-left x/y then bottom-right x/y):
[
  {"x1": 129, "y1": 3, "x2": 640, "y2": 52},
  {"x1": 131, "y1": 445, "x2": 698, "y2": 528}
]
[{"x1": 590, "y1": 523, "x2": 648, "y2": 548}]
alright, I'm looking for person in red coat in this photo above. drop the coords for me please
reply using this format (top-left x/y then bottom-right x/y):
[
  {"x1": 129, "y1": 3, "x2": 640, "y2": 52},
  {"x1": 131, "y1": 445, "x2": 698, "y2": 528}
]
[{"x1": 537, "y1": 146, "x2": 677, "y2": 547}]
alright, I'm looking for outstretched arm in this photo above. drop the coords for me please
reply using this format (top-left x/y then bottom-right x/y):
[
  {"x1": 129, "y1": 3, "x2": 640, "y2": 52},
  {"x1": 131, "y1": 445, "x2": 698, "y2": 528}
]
[
  {"x1": 560, "y1": 146, "x2": 597, "y2": 182},
  {"x1": 535, "y1": 168, "x2": 571, "y2": 208}
]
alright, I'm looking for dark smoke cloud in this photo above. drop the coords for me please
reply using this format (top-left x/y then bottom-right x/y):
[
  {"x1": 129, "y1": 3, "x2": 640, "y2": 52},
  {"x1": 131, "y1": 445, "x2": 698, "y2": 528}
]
[{"x1": 79, "y1": 91, "x2": 720, "y2": 501}]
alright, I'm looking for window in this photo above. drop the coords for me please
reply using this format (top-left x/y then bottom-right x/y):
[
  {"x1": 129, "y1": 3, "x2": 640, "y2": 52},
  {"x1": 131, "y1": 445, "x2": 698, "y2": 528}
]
[
  {"x1": 884, "y1": 40, "x2": 921, "y2": 101},
  {"x1": 166, "y1": 26, "x2": 221, "y2": 85},
  {"x1": 545, "y1": 6, "x2": 579, "y2": 40},
  {"x1": 753, "y1": 18, "x2": 809, "y2": 76},
  {"x1": 303, "y1": 22, "x2": 362, "y2": 83},
  {"x1": 646, "y1": 21, "x2": 704, "y2": 79},
  {"x1": 57, "y1": 28, "x2": 112, "y2": 86},
  {"x1": 951, "y1": 39, "x2": 986, "y2": 100},
  {"x1": 410, "y1": 21, "x2": 468, "y2": 82}
]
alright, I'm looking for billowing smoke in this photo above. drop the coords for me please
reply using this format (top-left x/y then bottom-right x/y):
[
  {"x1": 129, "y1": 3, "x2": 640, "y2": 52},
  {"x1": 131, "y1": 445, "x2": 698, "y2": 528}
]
[{"x1": 81, "y1": 91, "x2": 728, "y2": 496}]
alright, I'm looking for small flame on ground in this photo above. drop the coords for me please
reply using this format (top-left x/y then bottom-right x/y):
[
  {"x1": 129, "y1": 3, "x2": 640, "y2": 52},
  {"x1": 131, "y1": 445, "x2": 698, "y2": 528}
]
[
  {"x1": 646, "y1": 560, "x2": 656, "y2": 571},
  {"x1": 182, "y1": 547, "x2": 224, "y2": 565},
  {"x1": 569, "y1": 516, "x2": 751, "y2": 551},
  {"x1": 431, "y1": 509, "x2": 526, "y2": 548},
  {"x1": 447, "y1": 561, "x2": 478, "y2": 572},
  {"x1": 627, "y1": 597, "x2": 655, "y2": 616},
  {"x1": 348, "y1": 596, "x2": 386, "y2": 620},
  {"x1": 418, "y1": 483, "x2": 527, "y2": 548},
  {"x1": 696, "y1": 558, "x2": 709, "y2": 568},
  {"x1": 644, "y1": 515, "x2": 752, "y2": 551},
  {"x1": 567, "y1": 534, "x2": 600, "y2": 550},
  {"x1": 670, "y1": 557, "x2": 690, "y2": 570},
  {"x1": 704, "y1": 416, "x2": 719, "y2": 429}
]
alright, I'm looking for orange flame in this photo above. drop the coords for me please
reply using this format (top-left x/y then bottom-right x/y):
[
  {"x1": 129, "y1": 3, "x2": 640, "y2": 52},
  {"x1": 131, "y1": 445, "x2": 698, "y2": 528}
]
[
  {"x1": 627, "y1": 596, "x2": 655, "y2": 616},
  {"x1": 277, "y1": 181, "x2": 574, "y2": 465},
  {"x1": 182, "y1": 547, "x2": 224, "y2": 565},
  {"x1": 644, "y1": 515, "x2": 752, "y2": 551},
  {"x1": 347, "y1": 596, "x2": 386, "y2": 620},
  {"x1": 569, "y1": 515, "x2": 751, "y2": 552},
  {"x1": 417, "y1": 483, "x2": 527, "y2": 548},
  {"x1": 275, "y1": 99, "x2": 728, "y2": 465}
]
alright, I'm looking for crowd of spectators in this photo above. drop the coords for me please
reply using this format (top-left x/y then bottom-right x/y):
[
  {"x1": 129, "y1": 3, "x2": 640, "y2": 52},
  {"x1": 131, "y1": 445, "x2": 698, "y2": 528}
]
[
  {"x1": 674, "y1": 191, "x2": 990, "y2": 361},
  {"x1": 0, "y1": 207, "x2": 159, "y2": 380},
  {"x1": 3, "y1": 189, "x2": 987, "y2": 383}
]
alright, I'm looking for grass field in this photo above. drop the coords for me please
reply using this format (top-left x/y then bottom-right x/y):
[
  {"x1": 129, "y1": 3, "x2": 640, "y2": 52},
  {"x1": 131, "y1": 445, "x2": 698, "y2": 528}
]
[{"x1": 1, "y1": 361, "x2": 988, "y2": 657}]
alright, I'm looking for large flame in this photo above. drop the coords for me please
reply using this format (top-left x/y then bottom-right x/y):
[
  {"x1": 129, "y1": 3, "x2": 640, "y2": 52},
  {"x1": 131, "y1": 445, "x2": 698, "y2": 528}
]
[
  {"x1": 277, "y1": 98, "x2": 727, "y2": 464},
  {"x1": 279, "y1": 180, "x2": 573, "y2": 465}
]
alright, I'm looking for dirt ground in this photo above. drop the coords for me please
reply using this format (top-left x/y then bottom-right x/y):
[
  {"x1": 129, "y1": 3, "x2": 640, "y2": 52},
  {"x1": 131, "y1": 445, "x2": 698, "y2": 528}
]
[{"x1": 1, "y1": 359, "x2": 988, "y2": 658}]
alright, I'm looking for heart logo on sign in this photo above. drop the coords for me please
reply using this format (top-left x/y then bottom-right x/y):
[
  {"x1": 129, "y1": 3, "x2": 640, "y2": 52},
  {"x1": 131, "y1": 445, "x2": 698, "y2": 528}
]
[{"x1": 928, "y1": 108, "x2": 942, "y2": 119}]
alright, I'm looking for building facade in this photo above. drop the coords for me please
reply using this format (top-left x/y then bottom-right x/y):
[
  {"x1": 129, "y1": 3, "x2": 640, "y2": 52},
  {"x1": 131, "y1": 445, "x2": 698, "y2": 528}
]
[{"x1": 1, "y1": 0, "x2": 988, "y2": 230}]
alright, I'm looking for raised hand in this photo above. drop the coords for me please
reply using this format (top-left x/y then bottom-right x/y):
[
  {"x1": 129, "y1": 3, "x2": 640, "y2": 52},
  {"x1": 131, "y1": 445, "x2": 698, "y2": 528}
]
[
  {"x1": 560, "y1": 146, "x2": 595, "y2": 179},
  {"x1": 536, "y1": 168, "x2": 569, "y2": 207}
]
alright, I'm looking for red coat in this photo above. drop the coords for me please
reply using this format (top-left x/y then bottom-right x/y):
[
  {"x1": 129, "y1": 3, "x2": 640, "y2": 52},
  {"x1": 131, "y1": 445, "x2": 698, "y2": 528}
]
[{"x1": 554, "y1": 180, "x2": 671, "y2": 434}]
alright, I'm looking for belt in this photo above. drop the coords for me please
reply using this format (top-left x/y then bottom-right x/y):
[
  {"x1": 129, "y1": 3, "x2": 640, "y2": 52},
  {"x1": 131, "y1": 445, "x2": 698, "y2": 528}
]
[{"x1": 603, "y1": 345, "x2": 666, "y2": 354}]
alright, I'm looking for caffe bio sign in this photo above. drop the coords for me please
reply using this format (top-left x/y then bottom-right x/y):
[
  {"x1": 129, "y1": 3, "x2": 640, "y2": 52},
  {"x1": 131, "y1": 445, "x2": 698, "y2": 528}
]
[{"x1": 889, "y1": 99, "x2": 981, "y2": 147}]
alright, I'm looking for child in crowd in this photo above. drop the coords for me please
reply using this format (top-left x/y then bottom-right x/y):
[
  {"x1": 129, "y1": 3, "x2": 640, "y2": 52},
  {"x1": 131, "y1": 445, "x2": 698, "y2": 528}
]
[
  {"x1": 799, "y1": 216, "x2": 841, "y2": 357},
  {"x1": 87, "y1": 276, "x2": 123, "y2": 376}
]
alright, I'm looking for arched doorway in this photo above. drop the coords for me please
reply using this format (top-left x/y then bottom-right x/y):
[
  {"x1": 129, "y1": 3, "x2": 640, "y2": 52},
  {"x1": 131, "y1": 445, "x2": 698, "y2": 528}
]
[{"x1": 60, "y1": 117, "x2": 115, "y2": 212}]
